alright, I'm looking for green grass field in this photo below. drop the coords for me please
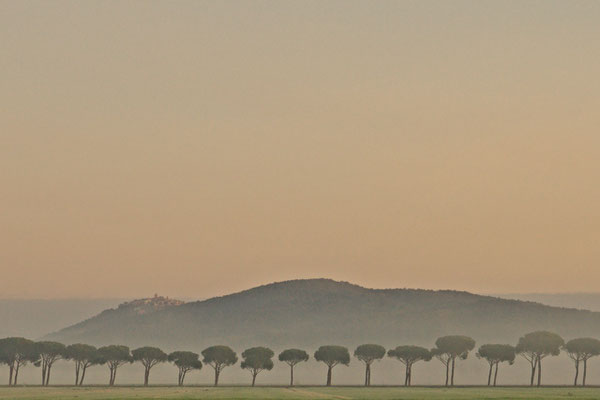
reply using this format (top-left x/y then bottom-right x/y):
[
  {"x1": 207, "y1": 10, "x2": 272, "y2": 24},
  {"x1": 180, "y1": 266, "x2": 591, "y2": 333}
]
[{"x1": 1, "y1": 387, "x2": 600, "y2": 400}]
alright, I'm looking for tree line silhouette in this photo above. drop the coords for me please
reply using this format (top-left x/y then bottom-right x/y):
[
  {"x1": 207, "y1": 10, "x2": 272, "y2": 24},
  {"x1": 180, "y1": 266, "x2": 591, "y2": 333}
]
[{"x1": 0, "y1": 331, "x2": 599, "y2": 387}]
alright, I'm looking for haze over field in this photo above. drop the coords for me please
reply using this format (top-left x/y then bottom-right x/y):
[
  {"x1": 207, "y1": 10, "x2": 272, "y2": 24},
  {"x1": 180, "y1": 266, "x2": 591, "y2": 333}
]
[
  {"x1": 2, "y1": 0, "x2": 600, "y2": 300},
  {"x1": 0, "y1": 299, "x2": 123, "y2": 338}
]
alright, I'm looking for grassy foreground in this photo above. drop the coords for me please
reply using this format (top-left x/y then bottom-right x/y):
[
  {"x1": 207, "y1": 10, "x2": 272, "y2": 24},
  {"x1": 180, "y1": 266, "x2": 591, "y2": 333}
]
[{"x1": 1, "y1": 387, "x2": 600, "y2": 400}]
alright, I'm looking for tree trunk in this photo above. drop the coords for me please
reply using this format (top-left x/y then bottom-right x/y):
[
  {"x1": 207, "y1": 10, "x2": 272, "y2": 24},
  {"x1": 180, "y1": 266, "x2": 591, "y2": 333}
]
[
  {"x1": 583, "y1": 359, "x2": 588, "y2": 387},
  {"x1": 80, "y1": 365, "x2": 87, "y2": 386},
  {"x1": 450, "y1": 357, "x2": 455, "y2": 386},
  {"x1": 408, "y1": 364, "x2": 412, "y2": 386},
  {"x1": 41, "y1": 364, "x2": 47, "y2": 386},
  {"x1": 574, "y1": 359, "x2": 579, "y2": 386},
  {"x1": 444, "y1": 361, "x2": 449, "y2": 386},
  {"x1": 144, "y1": 367, "x2": 149, "y2": 386},
  {"x1": 9, "y1": 365, "x2": 14, "y2": 386},
  {"x1": 290, "y1": 364, "x2": 294, "y2": 387},
  {"x1": 75, "y1": 362, "x2": 80, "y2": 386},
  {"x1": 326, "y1": 365, "x2": 332, "y2": 386},
  {"x1": 537, "y1": 356, "x2": 542, "y2": 387},
  {"x1": 183, "y1": 370, "x2": 187, "y2": 386},
  {"x1": 487, "y1": 362, "x2": 492, "y2": 386},
  {"x1": 493, "y1": 362, "x2": 499, "y2": 386},
  {"x1": 364, "y1": 363, "x2": 369, "y2": 386},
  {"x1": 530, "y1": 360, "x2": 536, "y2": 386},
  {"x1": 405, "y1": 364, "x2": 409, "y2": 386},
  {"x1": 46, "y1": 366, "x2": 52, "y2": 386},
  {"x1": 252, "y1": 372, "x2": 256, "y2": 387},
  {"x1": 14, "y1": 365, "x2": 19, "y2": 386},
  {"x1": 214, "y1": 369, "x2": 220, "y2": 386}
]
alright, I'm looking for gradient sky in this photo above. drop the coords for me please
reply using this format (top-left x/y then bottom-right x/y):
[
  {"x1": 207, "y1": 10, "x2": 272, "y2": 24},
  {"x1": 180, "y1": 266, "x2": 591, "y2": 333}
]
[{"x1": 1, "y1": 1, "x2": 599, "y2": 299}]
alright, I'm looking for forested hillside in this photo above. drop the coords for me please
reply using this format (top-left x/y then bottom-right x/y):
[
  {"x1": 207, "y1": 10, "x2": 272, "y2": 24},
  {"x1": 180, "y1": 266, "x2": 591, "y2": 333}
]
[{"x1": 46, "y1": 279, "x2": 600, "y2": 350}]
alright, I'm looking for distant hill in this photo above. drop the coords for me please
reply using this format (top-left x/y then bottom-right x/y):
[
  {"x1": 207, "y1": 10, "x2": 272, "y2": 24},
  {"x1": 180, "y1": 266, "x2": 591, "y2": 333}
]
[
  {"x1": 45, "y1": 279, "x2": 600, "y2": 350},
  {"x1": 496, "y1": 293, "x2": 600, "y2": 312}
]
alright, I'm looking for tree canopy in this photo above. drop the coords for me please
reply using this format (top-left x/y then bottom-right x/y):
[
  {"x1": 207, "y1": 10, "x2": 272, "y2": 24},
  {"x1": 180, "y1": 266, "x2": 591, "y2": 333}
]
[
  {"x1": 240, "y1": 347, "x2": 274, "y2": 386},
  {"x1": 314, "y1": 345, "x2": 350, "y2": 386},
  {"x1": 564, "y1": 337, "x2": 600, "y2": 360},
  {"x1": 434, "y1": 336, "x2": 476, "y2": 358},
  {"x1": 65, "y1": 343, "x2": 98, "y2": 362},
  {"x1": 168, "y1": 351, "x2": 202, "y2": 386},
  {"x1": 388, "y1": 345, "x2": 432, "y2": 364},
  {"x1": 314, "y1": 345, "x2": 351, "y2": 367},
  {"x1": 477, "y1": 344, "x2": 516, "y2": 363},
  {"x1": 279, "y1": 349, "x2": 309, "y2": 365},
  {"x1": 516, "y1": 331, "x2": 564, "y2": 357},
  {"x1": 388, "y1": 345, "x2": 432, "y2": 386},
  {"x1": 354, "y1": 344, "x2": 386, "y2": 363},
  {"x1": 132, "y1": 346, "x2": 168, "y2": 364},
  {"x1": 202, "y1": 345, "x2": 238, "y2": 386}
]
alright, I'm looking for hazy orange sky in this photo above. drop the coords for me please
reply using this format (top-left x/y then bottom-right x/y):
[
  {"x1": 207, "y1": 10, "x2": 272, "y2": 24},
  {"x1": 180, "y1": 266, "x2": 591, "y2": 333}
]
[{"x1": 1, "y1": 1, "x2": 599, "y2": 299}]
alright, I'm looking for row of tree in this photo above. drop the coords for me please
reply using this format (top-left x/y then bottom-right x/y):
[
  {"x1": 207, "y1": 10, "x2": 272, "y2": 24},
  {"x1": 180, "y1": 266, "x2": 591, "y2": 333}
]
[{"x1": 1, "y1": 331, "x2": 598, "y2": 387}]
